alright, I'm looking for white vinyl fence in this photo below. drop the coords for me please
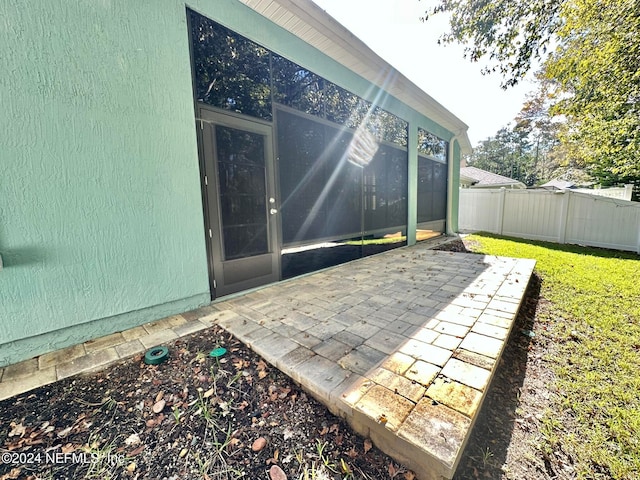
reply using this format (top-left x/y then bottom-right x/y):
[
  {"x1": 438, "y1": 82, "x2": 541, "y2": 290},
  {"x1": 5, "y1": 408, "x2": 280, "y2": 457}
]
[{"x1": 459, "y1": 188, "x2": 640, "y2": 253}]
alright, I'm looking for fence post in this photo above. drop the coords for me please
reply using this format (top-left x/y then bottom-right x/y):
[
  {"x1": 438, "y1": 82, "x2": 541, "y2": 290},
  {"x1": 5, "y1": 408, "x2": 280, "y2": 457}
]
[
  {"x1": 558, "y1": 191, "x2": 571, "y2": 244},
  {"x1": 637, "y1": 213, "x2": 640, "y2": 254},
  {"x1": 496, "y1": 188, "x2": 506, "y2": 235}
]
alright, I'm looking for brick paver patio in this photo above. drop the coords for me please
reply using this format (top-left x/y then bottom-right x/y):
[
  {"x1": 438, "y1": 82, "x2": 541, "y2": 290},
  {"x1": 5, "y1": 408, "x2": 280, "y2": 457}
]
[{"x1": 0, "y1": 239, "x2": 535, "y2": 480}]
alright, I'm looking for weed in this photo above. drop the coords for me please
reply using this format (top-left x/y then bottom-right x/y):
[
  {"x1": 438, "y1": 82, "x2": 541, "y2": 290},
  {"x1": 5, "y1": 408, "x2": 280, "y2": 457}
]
[
  {"x1": 292, "y1": 441, "x2": 358, "y2": 480},
  {"x1": 82, "y1": 434, "x2": 128, "y2": 479},
  {"x1": 171, "y1": 405, "x2": 182, "y2": 424},
  {"x1": 315, "y1": 440, "x2": 338, "y2": 473},
  {"x1": 480, "y1": 446, "x2": 494, "y2": 467}
]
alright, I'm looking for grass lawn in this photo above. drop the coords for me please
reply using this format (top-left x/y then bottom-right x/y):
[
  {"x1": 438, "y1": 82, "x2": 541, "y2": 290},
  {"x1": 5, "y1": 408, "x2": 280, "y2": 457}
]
[{"x1": 465, "y1": 233, "x2": 640, "y2": 479}]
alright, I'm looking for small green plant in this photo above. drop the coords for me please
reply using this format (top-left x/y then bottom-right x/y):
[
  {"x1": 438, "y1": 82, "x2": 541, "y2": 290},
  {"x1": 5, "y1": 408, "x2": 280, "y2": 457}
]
[
  {"x1": 171, "y1": 405, "x2": 182, "y2": 424},
  {"x1": 193, "y1": 350, "x2": 208, "y2": 363},
  {"x1": 81, "y1": 434, "x2": 128, "y2": 480},
  {"x1": 480, "y1": 446, "x2": 494, "y2": 467},
  {"x1": 193, "y1": 425, "x2": 245, "y2": 479},
  {"x1": 315, "y1": 440, "x2": 337, "y2": 473},
  {"x1": 226, "y1": 369, "x2": 242, "y2": 389},
  {"x1": 294, "y1": 442, "x2": 354, "y2": 480},
  {"x1": 193, "y1": 390, "x2": 217, "y2": 427}
]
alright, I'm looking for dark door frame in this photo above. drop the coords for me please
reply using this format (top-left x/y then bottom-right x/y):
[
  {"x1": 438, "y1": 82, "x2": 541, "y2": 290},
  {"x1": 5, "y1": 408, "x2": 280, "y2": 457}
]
[{"x1": 196, "y1": 105, "x2": 281, "y2": 298}]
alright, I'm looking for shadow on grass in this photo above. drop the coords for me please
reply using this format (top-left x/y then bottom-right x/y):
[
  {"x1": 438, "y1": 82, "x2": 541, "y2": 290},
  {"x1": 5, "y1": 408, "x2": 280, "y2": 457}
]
[{"x1": 454, "y1": 269, "x2": 543, "y2": 479}]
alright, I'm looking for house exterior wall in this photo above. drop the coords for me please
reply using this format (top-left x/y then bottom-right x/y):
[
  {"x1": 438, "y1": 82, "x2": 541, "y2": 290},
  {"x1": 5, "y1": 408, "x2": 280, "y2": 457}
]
[
  {"x1": 0, "y1": 0, "x2": 462, "y2": 367},
  {"x1": 0, "y1": 0, "x2": 212, "y2": 366}
]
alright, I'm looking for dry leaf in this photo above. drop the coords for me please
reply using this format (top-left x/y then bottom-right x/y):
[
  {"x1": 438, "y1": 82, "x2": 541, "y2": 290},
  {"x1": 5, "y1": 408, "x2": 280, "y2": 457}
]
[
  {"x1": 318, "y1": 426, "x2": 329, "y2": 436},
  {"x1": 404, "y1": 471, "x2": 416, "y2": 480},
  {"x1": 256, "y1": 359, "x2": 268, "y2": 371},
  {"x1": 364, "y1": 439, "x2": 372, "y2": 454},
  {"x1": 279, "y1": 387, "x2": 291, "y2": 398},
  {"x1": 232, "y1": 358, "x2": 245, "y2": 370},
  {"x1": 388, "y1": 463, "x2": 406, "y2": 478},
  {"x1": 0, "y1": 468, "x2": 21, "y2": 480},
  {"x1": 57, "y1": 426, "x2": 73, "y2": 438},
  {"x1": 61, "y1": 443, "x2": 76, "y2": 454},
  {"x1": 267, "y1": 448, "x2": 280, "y2": 465},
  {"x1": 8, "y1": 422, "x2": 26, "y2": 438},
  {"x1": 203, "y1": 388, "x2": 215, "y2": 398},
  {"x1": 346, "y1": 447, "x2": 358, "y2": 458},
  {"x1": 125, "y1": 433, "x2": 141, "y2": 446}
]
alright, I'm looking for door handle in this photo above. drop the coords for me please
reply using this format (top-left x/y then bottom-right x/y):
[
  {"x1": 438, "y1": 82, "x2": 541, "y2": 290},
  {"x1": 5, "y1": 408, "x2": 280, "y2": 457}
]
[{"x1": 270, "y1": 208, "x2": 278, "y2": 215}]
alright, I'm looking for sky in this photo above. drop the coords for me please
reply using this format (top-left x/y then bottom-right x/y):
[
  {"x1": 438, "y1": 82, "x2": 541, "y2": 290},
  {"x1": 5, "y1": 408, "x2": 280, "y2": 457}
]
[{"x1": 311, "y1": 0, "x2": 536, "y2": 146}]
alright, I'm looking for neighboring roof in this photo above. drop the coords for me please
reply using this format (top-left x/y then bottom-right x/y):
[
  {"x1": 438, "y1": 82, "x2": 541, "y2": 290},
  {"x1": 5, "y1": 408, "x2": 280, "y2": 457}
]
[
  {"x1": 238, "y1": 0, "x2": 472, "y2": 154},
  {"x1": 460, "y1": 166, "x2": 526, "y2": 189},
  {"x1": 540, "y1": 179, "x2": 576, "y2": 190}
]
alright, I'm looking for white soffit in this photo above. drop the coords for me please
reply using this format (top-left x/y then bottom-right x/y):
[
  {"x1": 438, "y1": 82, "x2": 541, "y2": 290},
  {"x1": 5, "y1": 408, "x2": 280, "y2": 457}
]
[{"x1": 238, "y1": 0, "x2": 471, "y2": 153}]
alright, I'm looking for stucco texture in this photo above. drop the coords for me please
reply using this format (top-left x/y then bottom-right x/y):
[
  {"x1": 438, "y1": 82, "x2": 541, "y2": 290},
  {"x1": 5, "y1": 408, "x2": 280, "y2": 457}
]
[{"x1": 0, "y1": 0, "x2": 210, "y2": 364}]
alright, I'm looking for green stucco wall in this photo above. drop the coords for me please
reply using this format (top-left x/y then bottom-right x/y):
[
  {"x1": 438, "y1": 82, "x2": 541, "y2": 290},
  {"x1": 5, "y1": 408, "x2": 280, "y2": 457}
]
[
  {"x1": 0, "y1": 0, "x2": 461, "y2": 367},
  {"x1": 0, "y1": 0, "x2": 211, "y2": 366},
  {"x1": 449, "y1": 140, "x2": 462, "y2": 233}
]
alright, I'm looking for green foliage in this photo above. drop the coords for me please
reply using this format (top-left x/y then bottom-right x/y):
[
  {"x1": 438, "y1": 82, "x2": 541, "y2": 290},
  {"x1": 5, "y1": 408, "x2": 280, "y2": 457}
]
[
  {"x1": 546, "y1": 0, "x2": 640, "y2": 188},
  {"x1": 468, "y1": 126, "x2": 539, "y2": 186},
  {"x1": 466, "y1": 233, "x2": 640, "y2": 479},
  {"x1": 423, "y1": 0, "x2": 562, "y2": 87},
  {"x1": 426, "y1": 0, "x2": 640, "y2": 196}
]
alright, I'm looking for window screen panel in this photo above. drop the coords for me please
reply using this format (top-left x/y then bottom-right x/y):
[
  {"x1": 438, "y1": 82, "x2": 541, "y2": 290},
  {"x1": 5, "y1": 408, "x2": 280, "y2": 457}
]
[
  {"x1": 272, "y1": 54, "x2": 324, "y2": 117},
  {"x1": 277, "y1": 111, "x2": 327, "y2": 243},
  {"x1": 364, "y1": 144, "x2": 407, "y2": 233},
  {"x1": 433, "y1": 161, "x2": 448, "y2": 221},
  {"x1": 190, "y1": 10, "x2": 272, "y2": 120},
  {"x1": 321, "y1": 123, "x2": 362, "y2": 238}
]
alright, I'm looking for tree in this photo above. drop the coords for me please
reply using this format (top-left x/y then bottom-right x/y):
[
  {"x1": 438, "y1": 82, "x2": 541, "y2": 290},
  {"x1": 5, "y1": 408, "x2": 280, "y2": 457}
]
[
  {"x1": 546, "y1": 0, "x2": 640, "y2": 189},
  {"x1": 468, "y1": 127, "x2": 538, "y2": 186},
  {"x1": 426, "y1": 0, "x2": 640, "y2": 198},
  {"x1": 513, "y1": 74, "x2": 565, "y2": 182},
  {"x1": 422, "y1": 0, "x2": 562, "y2": 87}
]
